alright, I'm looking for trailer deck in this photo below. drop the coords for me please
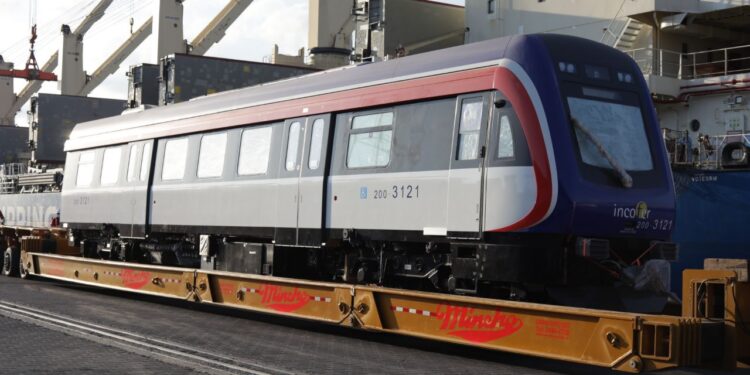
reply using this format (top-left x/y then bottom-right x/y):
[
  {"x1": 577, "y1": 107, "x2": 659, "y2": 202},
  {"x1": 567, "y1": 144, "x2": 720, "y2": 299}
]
[{"x1": 5, "y1": 231, "x2": 746, "y2": 373}]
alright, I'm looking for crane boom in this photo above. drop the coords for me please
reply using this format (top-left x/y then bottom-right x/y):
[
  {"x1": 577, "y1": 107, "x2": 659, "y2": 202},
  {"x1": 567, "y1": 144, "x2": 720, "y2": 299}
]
[
  {"x1": 3, "y1": 0, "x2": 252, "y2": 123},
  {"x1": 79, "y1": 17, "x2": 153, "y2": 97},
  {"x1": 189, "y1": 0, "x2": 253, "y2": 56},
  {"x1": 72, "y1": 0, "x2": 113, "y2": 35}
]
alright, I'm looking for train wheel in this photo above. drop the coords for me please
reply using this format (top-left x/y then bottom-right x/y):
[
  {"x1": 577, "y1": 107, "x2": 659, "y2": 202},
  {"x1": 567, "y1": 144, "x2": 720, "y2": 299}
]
[{"x1": 2, "y1": 247, "x2": 19, "y2": 277}]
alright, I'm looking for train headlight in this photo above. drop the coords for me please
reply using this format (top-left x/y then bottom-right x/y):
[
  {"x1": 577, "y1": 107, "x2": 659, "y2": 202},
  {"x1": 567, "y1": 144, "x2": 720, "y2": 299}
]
[
  {"x1": 617, "y1": 72, "x2": 633, "y2": 83},
  {"x1": 559, "y1": 61, "x2": 576, "y2": 74}
]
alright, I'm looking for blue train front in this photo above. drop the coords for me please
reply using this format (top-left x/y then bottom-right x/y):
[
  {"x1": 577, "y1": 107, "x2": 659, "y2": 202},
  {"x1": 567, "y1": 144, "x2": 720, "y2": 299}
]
[
  {"x1": 483, "y1": 34, "x2": 676, "y2": 307},
  {"x1": 60, "y1": 33, "x2": 676, "y2": 311},
  {"x1": 513, "y1": 34, "x2": 675, "y2": 241}
]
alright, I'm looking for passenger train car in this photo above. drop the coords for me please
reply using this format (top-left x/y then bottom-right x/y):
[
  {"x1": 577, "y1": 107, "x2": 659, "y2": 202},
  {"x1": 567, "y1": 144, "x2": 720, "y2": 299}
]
[{"x1": 60, "y1": 34, "x2": 676, "y2": 302}]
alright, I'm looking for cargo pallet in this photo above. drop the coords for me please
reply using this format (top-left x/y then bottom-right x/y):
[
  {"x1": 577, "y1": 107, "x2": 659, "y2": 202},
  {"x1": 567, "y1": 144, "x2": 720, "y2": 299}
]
[{"x1": 3, "y1": 226, "x2": 749, "y2": 372}]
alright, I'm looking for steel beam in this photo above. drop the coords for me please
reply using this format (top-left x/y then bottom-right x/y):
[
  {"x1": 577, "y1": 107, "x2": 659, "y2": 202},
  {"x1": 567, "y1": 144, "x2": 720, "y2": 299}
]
[
  {"x1": 189, "y1": 0, "x2": 253, "y2": 56},
  {"x1": 17, "y1": 250, "x2": 737, "y2": 372},
  {"x1": 78, "y1": 18, "x2": 153, "y2": 97}
]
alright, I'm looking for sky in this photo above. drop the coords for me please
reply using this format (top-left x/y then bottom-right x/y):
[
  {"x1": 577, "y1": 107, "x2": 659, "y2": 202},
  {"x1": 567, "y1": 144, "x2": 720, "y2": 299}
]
[{"x1": 0, "y1": 0, "x2": 464, "y2": 126}]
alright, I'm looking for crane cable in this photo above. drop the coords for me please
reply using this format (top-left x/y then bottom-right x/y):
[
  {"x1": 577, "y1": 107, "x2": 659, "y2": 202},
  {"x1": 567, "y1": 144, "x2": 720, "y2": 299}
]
[
  {"x1": 28, "y1": 0, "x2": 37, "y2": 30},
  {"x1": 129, "y1": 0, "x2": 135, "y2": 34},
  {"x1": 24, "y1": 0, "x2": 41, "y2": 76}
]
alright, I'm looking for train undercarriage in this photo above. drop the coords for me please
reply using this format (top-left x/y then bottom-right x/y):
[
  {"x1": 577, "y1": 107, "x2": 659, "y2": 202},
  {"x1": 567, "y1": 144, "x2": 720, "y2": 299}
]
[{"x1": 59, "y1": 227, "x2": 680, "y2": 312}]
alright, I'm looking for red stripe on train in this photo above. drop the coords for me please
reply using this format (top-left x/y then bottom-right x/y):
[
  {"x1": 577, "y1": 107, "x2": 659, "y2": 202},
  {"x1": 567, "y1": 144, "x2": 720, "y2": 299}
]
[
  {"x1": 488, "y1": 67, "x2": 553, "y2": 231},
  {"x1": 66, "y1": 63, "x2": 554, "y2": 229},
  {"x1": 66, "y1": 67, "x2": 499, "y2": 151}
]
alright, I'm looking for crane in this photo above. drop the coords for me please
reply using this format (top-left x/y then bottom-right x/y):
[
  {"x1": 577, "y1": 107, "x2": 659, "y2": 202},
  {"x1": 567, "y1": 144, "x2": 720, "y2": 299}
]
[
  {"x1": 0, "y1": 0, "x2": 114, "y2": 124},
  {"x1": 78, "y1": 0, "x2": 255, "y2": 97},
  {"x1": 1, "y1": 0, "x2": 255, "y2": 123},
  {"x1": 0, "y1": 26, "x2": 58, "y2": 81}
]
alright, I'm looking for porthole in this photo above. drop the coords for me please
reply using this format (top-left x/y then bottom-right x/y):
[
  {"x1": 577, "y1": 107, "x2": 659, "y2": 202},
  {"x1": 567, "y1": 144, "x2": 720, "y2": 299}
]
[{"x1": 690, "y1": 119, "x2": 701, "y2": 132}]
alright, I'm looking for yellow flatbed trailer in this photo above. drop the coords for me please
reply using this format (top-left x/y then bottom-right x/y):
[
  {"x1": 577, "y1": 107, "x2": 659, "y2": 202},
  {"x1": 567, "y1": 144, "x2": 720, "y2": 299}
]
[{"x1": 4, "y1": 226, "x2": 749, "y2": 373}]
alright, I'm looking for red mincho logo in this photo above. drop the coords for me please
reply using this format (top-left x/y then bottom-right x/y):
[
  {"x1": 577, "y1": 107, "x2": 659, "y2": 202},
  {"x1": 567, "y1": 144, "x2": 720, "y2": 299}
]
[
  {"x1": 434, "y1": 304, "x2": 523, "y2": 343},
  {"x1": 121, "y1": 269, "x2": 151, "y2": 290},
  {"x1": 258, "y1": 285, "x2": 311, "y2": 313}
]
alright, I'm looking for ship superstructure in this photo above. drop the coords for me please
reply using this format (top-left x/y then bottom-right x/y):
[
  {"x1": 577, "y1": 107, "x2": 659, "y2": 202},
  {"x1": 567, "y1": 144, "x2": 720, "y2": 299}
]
[{"x1": 464, "y1": 0, "x2": 750, "y2": 292}]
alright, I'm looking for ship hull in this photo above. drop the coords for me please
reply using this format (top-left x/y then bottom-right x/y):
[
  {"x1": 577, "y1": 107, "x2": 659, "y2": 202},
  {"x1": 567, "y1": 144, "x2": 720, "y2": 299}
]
[
  {"x1": 0, "y1": 193, "x2": 61, "y2": 227},
  {"x1": 672, "y1": 169, "x2": 750, "y2": 292}
]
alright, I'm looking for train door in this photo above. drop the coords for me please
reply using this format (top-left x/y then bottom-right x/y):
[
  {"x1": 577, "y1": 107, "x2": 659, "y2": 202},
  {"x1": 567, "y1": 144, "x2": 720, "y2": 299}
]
[
  {"x1": 446, "y1": 93, "x2": 491, "y2": 239},
  {"x1": 276, "y1": 115, "x2": 331, "y2": 246},
  {"x1": 123, "y1": 140, "x2": 154, "y2": 238},
  {"x1": 297, "y1": 115, "x2": 331, "y2": 247},
  {"x1": 276, "y1": 118, "x2": 307, "y2": 245}
]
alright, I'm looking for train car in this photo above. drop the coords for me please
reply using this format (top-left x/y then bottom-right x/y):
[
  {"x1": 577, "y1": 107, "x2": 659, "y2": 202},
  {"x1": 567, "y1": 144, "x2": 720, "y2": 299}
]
[{"x1": 59, "y1": 34, "x2": 676, "y2": 308}]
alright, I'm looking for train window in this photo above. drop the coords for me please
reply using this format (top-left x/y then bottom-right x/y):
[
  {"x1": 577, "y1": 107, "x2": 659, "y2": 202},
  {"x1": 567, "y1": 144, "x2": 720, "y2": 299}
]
[
  {"x1": 238, "y1": 127, "x2": 272, "y2": 175},
  {"x1": 347, "y1": 111, "x2": 393, "y2": 168},
  {"x1": 308, "y1": 119, "x2": 324, "y2": 170},
  {"x1": 100, "y1": 147, "x2": 122, "y2": 186},
  {"x1": 352, "y1": 112, "x2": 393, "y2": 129},
  {"x1": 497, "y1": 115, "x2": 514, "y2": 158},
  {"x1": 127, "y1": 144, "x2": 139, "y2": 182},
  {"x1": 457, "y1": 98, "x2": 483, "y2": 160},
  {"x1": 197, "y1": 132, "x2": 227, "y2": 178},
  {"x1": 162, "y1": 138, "x2": 188, "y2": 181},
  {"x1": 140, "y1": 143, "x2": 152, "y2": 181},
  {"x1": 75, "y1": 151, "x2": 96, "y2": 187},
  {"x1": 568, "y1": 96, "x2": 653, "y2": 171},
  {"x1": 286, "y1": 121, "x2": 302, "y2": 171}
]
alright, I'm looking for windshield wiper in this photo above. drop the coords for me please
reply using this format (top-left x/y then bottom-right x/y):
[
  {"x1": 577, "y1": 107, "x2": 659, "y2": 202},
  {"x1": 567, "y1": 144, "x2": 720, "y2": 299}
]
[{"x1": 571, "y1": 117, "x2": 633, "y2": 188}]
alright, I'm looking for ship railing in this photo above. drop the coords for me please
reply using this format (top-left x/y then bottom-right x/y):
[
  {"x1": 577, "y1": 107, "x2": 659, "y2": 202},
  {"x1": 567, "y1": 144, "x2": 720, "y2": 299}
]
[
  {"x1": 0, "y1": 163, "x2": 26, "y2": 194},
  {"x1": 625, "y1": 44, "x2": 750, "y2": 80},
  {"x1": 624, "y1": 48, "x2": 682, "y2": 78},
  {"x1": 662, "y1": 128, "x2": 692, "y2": 165},
  {"x1": 0, "y1": 178, "x2": 17, "y2": 195},
  {"x1": 0, "y1": 163, "x2": 26, "y2": 177},
  {"x1": 695, "y1": 133, "x2": 750, "y2": 170}
]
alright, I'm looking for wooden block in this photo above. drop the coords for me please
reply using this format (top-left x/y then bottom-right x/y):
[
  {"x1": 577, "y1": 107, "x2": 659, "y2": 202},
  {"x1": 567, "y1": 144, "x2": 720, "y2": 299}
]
[{"x1": 704, "y1": 258, "x2": 748, "y2": 282}]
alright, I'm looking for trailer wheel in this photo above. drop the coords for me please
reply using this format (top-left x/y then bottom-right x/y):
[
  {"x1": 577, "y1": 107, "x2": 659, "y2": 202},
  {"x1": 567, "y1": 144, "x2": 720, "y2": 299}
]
[
  {"x1": 2, "y1": 247, "x2": 19, "y2": 277},
  {"x1": 19, "y1": 251, "x2": 30, "y2": 279}
]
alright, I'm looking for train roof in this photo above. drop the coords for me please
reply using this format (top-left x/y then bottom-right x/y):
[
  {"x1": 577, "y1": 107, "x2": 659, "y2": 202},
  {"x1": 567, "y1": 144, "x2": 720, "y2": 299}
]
[{"x1": 66, "y1": 35, "x2": 521, "y2": 151}]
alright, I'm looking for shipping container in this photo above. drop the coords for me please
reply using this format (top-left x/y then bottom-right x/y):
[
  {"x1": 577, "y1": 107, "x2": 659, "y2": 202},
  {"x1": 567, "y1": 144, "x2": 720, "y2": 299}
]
[
  {"x1": 29, "y1": 94, "x2": 127, "y2": 164},
  {"x1": 159, "y1": 54, "x2": 318, "y2": 105}
]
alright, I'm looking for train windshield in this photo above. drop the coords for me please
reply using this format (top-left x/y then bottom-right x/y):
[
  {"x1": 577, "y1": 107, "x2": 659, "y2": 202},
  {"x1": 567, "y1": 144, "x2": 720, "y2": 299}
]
[{"x1": 567, "y1": 87, "x2": 653, "y2": 172}]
